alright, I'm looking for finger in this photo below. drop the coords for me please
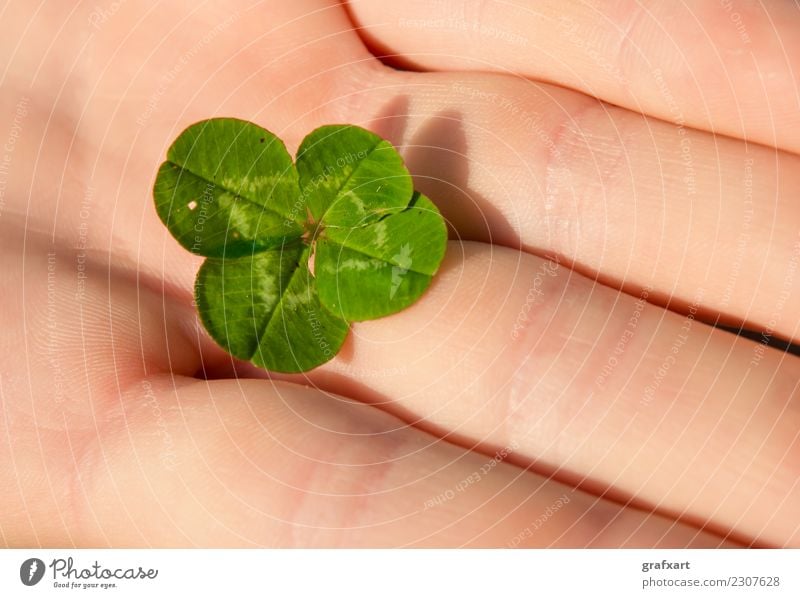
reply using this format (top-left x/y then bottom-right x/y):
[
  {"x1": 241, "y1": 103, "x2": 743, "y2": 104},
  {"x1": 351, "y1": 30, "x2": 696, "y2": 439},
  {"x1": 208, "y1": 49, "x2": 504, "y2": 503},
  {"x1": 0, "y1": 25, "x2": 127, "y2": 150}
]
[
  {"x1": 0, "y1": 0, "x2": 378, "y2": 290},
  {"x1": 1, "y1": 374, "x2": 732, "y2": 548},
  {"x1": 0, "y1": 228, "x2": 729, "y2": 547},
  {"x1": 14, "y1": 0, "x2": 798, "y2": 344},
  {"x1": 0, "y1": 226, "x2": 204, "y2": 546},
  {"x1": 357, "y1": 72, "x2": 800, "y2": 344},
  {"x1": 293, "y1": 242, "x2": 800, "y2": 547},
  {"x1": 347, "y1": 0, "x2": 800, "y2": 152}
]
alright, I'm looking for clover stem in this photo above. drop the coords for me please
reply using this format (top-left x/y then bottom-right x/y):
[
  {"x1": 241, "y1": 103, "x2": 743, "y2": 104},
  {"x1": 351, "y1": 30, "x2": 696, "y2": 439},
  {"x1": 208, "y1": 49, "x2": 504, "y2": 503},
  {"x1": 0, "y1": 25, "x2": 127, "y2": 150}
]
[{"x1": 302, "y1": 219, "x2": 324, "y2": 244}]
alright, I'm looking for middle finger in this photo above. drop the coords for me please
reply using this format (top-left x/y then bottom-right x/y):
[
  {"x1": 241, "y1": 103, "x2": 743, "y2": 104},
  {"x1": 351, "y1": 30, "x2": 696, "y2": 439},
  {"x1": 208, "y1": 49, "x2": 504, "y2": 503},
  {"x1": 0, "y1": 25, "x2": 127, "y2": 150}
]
[
  {"x1": 295, "y1": 241, "x2": 800, "y2": 546},
  {"x1": 359, "y1": 69, "x2": 800, "y2": 343}
]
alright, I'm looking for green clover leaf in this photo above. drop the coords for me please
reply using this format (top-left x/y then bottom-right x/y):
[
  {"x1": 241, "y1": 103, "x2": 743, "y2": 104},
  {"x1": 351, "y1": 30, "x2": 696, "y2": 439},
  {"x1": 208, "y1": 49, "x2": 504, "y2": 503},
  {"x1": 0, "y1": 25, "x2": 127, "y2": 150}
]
[
  {"x1": 315, "y1": 192, "x2": 446, "y2": 321},
  {"x1": 296, "y1": 124, "x2": 413, "y2": 227},
  {"x1": 154, "y1": 118, "x2": 304, "y2": 257},
  {"x1": 154, "y1": 117, "x2": 447, "y2": 373}
]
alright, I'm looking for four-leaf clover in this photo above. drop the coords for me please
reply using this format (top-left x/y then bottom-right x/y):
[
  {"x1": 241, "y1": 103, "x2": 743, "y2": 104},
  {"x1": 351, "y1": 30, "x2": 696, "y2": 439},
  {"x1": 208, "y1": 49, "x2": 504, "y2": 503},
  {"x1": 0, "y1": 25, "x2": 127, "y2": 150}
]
[{"x1": 154, "y1": 118, "x2": 447, "y2": 373}]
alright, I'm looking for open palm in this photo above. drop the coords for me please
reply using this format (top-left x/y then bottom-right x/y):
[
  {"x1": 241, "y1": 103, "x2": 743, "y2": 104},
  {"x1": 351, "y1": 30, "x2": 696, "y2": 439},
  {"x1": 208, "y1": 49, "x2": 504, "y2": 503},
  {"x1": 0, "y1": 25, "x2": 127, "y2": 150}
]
[{"x1": 2, "y1": 0, "x2": 798, "y2": 546}]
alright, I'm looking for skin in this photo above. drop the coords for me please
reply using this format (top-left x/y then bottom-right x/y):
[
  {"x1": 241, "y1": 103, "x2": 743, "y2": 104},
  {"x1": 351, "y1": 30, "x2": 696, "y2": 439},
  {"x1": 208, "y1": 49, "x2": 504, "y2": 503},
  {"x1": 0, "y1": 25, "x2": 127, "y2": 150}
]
[{"x1": 0, "y1": 0, "x2": 798, "y2": 547}]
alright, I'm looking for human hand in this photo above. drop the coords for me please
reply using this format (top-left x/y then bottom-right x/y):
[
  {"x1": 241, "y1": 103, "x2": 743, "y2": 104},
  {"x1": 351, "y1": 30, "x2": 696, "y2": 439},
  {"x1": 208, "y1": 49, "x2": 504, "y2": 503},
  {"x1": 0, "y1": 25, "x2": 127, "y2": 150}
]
[{"x1": 1, "y1": 0, "x2": 797, "y2": 546}]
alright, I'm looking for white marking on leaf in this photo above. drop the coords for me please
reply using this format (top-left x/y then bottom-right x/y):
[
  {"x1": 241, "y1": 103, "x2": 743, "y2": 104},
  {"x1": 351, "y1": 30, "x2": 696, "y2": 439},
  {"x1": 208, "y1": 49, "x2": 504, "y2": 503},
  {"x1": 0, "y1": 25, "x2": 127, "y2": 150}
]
[
  {"x1": 284, "y1": 288, "x2": 312, "y2": 310},
  {"x1": 372, "y1": 221, "x2": 388, "y2": 249},
  {"x1": 221, "y1": 174, "x2": 284, "y2": 198},
  {"x1": 390, "y1": 243, "x2": 413, "y2": 298},
  {"x1": 339, "y1": 258, "x2": 380, "y2": 271},
  {"x1": 343, "y1": 192, "x2": 366, "y2": 214}
]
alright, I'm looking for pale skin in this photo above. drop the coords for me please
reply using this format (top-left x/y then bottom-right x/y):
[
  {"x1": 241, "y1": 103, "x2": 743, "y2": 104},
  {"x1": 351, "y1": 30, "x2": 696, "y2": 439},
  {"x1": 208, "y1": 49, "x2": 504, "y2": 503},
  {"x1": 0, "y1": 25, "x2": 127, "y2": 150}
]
[{"x1": 1, "y1": 0, "x2": 798, "y2": 547}]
